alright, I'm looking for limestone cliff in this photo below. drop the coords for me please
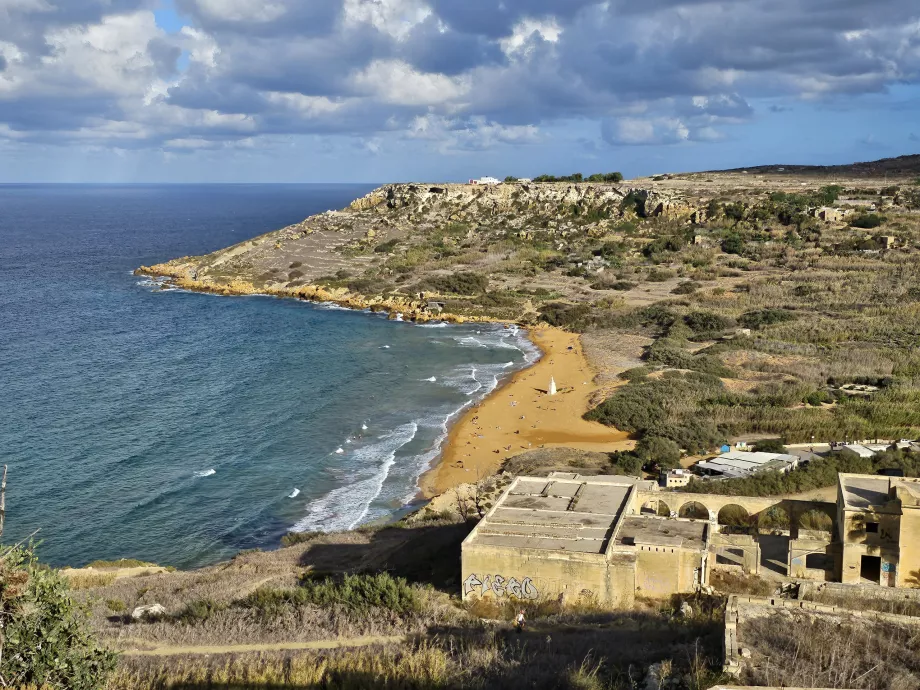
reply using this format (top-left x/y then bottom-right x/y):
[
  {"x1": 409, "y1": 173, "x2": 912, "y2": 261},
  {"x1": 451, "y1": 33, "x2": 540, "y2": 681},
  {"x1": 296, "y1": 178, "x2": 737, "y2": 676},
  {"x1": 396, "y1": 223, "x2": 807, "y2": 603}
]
[{"x1": 137, "y1": 181, "x2": 702, "y2": 321}]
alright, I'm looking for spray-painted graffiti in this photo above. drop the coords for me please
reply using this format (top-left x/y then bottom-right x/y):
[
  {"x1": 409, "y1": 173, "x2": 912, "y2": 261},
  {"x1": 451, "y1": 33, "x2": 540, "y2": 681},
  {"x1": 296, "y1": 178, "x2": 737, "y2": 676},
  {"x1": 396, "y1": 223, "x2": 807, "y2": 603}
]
[{"x1": 463, "y1": 574, "x2": 540, "y2": 599}]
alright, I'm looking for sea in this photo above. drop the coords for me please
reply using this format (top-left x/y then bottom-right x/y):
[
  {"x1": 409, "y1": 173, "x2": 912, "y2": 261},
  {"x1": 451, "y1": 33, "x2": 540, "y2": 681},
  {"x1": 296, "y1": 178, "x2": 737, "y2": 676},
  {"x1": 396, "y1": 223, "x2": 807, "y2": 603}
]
[{"x1": 0, "y1": 184, "x2": 538, "y2": 569}]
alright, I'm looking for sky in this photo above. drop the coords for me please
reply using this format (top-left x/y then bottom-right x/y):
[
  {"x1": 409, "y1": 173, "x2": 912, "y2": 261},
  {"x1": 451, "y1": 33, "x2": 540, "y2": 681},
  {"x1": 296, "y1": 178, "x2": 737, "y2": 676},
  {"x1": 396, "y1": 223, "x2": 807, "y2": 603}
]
[{"x1": 0, "y1": 0, "x2": 918, "y2": 183}]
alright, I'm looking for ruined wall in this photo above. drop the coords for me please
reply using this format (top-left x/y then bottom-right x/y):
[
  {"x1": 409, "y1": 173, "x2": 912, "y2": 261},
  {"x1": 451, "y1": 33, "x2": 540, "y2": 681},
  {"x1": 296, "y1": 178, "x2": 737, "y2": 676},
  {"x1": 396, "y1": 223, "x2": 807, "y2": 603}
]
[
  {"x1": 634, "y1": 545, "x2": 704, "y2": 598},
  {"x1": 710, "y1": 533, "x2": 760, "y2": 574},
  {"x1": 789, "y1": 538, "x2": 838, "y2": 581},
  {"x1": 461, "y1": 544, "x2": 636, "y2": 608}
]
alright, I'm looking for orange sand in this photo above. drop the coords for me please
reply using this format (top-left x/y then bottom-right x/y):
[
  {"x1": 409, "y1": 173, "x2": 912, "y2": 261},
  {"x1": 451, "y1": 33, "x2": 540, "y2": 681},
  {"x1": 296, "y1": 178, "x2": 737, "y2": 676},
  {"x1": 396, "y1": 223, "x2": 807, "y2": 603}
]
[{"x1": 419, "y1": 326, "x2": 633, "y2": 496}]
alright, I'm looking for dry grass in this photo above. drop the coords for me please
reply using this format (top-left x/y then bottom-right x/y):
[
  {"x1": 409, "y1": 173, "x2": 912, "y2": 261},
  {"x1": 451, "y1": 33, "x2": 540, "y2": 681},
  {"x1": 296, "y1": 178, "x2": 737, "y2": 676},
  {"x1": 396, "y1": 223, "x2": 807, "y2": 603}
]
[{"x1": 741, "y1": 611, "x2": 920, "y2": 689}]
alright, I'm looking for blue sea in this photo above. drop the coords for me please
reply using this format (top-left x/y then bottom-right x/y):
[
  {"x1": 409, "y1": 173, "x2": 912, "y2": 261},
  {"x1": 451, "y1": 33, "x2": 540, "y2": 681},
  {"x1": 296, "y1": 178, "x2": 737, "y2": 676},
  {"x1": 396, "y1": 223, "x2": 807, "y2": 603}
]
[{"x1": 0, "y1": 184, "x2": 537, "y2": 569}]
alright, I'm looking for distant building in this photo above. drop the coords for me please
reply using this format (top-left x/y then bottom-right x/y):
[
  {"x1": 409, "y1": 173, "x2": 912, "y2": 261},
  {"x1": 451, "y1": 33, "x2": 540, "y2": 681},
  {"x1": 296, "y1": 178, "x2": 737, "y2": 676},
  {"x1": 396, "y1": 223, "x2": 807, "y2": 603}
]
[
  {"x1": 661, "y1": 468, "x2": 692, "y2": 488},
  {"x1": 518, "y1": 178, "x2": 532, "y2": 184},
  {"x1": 695, "y1": 451, "x2": 800, "y2": 479},
  {"x1": 469, "y1": 177, "x2": 501, "y2": 186},
  {"x1": 814, "y1": 207, "x2": 849, "y2": 223}
]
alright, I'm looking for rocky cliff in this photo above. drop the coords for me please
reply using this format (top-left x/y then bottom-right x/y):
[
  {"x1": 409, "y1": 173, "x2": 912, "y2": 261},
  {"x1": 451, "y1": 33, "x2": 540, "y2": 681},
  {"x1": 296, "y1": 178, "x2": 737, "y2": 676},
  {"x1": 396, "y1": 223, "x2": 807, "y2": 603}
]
[{"x1": 136, "y1": 181, "x2": 703, "y2": 321}]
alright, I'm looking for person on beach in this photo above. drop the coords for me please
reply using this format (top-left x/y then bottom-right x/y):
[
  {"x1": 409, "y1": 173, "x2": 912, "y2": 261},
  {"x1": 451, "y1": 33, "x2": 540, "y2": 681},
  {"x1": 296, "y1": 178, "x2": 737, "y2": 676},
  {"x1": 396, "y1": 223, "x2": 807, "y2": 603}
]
[{"x1": 515, "y1": 609, "x2": 525, "y2": 633}]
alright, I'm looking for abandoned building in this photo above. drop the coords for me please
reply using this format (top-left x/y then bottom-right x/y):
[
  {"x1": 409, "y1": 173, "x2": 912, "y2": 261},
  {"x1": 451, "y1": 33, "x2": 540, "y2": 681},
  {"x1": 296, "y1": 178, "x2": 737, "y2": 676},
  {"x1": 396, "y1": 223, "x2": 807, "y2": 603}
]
[{"x1": 460, "y1": 472, "x2": 920, "y2": 607}]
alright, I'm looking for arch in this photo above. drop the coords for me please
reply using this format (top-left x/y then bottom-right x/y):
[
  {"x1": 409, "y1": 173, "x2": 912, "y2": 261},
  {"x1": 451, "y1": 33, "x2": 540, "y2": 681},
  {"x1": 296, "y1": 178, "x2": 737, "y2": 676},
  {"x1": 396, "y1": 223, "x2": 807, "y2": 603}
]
[
  {"x1": 641, "y1": 499, "x2": 672, "y2": 517},
  {"x1": 797, "y1": 508, "x2": 834, "y2": 535},
  {"x1": 757, "y1": 505, "x2": 791, "y2": 531},
  {"x1": 679, "y1": 501, "x2": 710, "y2": 520},
  {"x1": 718, "y1": 504, "x2": 752, "y2": 528}
]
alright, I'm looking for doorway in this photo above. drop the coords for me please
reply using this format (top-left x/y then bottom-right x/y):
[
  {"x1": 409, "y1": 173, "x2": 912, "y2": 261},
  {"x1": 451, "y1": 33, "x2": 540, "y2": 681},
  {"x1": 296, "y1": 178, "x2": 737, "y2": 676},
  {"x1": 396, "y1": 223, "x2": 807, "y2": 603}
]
[{"x1": 860, "y1": 555, "x2": 881, "y2": 584}]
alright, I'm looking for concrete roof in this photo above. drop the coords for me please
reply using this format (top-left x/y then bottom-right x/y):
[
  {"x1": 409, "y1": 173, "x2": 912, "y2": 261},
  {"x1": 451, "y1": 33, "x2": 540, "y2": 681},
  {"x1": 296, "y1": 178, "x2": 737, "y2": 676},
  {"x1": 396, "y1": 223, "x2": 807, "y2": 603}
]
[
  {"x1": 615, "y1": 516, "x2": 707, "y2": 549},
  {"x1": 465, "y1": 476, "x2": 632, "y2": 555},
  {"x1": 840, "y1": 475, "x2": 893, "y2": 509},
  {"x1": 841, "y1": 444, "x2": 876, "y2": 458}
]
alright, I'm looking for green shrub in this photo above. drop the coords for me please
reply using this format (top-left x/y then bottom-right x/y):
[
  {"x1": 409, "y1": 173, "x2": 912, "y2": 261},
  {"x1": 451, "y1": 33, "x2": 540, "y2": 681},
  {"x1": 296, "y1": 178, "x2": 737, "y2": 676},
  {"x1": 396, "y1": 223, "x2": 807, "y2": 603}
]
[
  {"x1": 751, "y1": 438, "x2": 787, "y2": 454},
  {"x1": 280, "y1": 531, "x2": 322, "y2": 547},
  {"x1": 850, "y1": 214, "x2": 885, "y2": 229},
  {"x1": 176, "y1": 599, "x2": 226, "y2": 625},
  {"x1": 0, "y1": 544, "x2": 117, "y2": 689},
  {"x1": 635, "y1": 436, "x2": 682, "y2": 469},
  {"x1": 419, "y1": 272, "x2": 488, "y2": 295},
  {"x1": 685, "y1": 311, "x2": 735, "y2": 336},
  {"x1": 477, "y1": 291, "x2": 519, "y2": 308},
  {"x1": 241, "y1": 573, "x2": 420, "y2": 620},
  {"x1": 105, "y1": 598, "x2": 126, "y2": 613},
  {"x1": 739, "y1": 309, "x2": 797, "y2": 330},
  {"x1": 374, "y1": 239, "x2": 399, "y2": 253},
  {"x1": 672, "y1": 281, "x2": 702, "y2": 295}
]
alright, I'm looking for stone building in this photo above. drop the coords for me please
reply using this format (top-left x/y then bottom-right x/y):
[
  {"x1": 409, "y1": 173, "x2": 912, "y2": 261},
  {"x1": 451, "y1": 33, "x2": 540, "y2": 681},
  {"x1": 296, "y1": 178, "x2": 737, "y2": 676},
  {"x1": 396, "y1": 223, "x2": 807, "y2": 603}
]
[
  {"x1": 461, "y1": 474, "x2": 708, "y2": 607},
  {"x1": 837, "y1": 473, "x2": 920, "y2": 587},
  {"x1": 461, "y1": 471, "x2": 920, "y2": 608}
]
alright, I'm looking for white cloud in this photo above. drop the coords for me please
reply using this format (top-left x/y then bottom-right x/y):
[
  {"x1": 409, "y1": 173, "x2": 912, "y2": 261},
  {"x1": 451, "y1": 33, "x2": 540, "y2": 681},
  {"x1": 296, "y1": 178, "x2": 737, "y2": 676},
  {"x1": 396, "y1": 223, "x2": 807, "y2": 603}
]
[
  {"x1": 603, "y1": 117, "x2": 689, "y2": 145},
  {"x1": 191, "y1": 0, "x2": 287, "y2": 24},
  {"x1": 350, "y1": 59, "x2": 469, "y2": 106},
  {"x1": 343, "y1": 0, "x2": 432, "y2": 40},
  {"x1": 500, "y1": 17, "x2": 561, "y2": 58}
]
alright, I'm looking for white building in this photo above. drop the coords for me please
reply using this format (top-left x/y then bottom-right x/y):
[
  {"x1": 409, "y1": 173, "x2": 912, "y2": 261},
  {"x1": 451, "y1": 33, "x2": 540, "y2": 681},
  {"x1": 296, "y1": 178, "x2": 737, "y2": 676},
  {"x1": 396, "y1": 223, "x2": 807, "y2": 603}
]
[
  {"x1": 469, "y1": 177, "x2": 501, "y2": 186},
  {"x1": 661, "y1": 468, "x2": 692, "y2": 488},
  {"x1": 694, "y1": 451, "x2": 800, "y2": 479}
]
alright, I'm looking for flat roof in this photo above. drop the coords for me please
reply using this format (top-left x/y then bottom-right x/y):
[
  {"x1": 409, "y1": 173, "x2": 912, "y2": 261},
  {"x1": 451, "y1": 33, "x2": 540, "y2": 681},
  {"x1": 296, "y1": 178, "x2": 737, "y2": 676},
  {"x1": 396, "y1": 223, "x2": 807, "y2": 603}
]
[
  {"x1": 615, "y1": 516, "x2": 707, "y2": 549},
  {"x1": 465, "y1": 476, "x2": 632, "y2": 555}
]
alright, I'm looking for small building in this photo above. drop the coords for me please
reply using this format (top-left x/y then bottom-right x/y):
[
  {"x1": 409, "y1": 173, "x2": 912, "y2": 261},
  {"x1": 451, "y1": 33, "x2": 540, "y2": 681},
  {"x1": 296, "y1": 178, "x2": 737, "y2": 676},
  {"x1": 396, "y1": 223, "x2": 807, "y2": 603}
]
[
  {"x1": 517, "y1": 178, "x2": 532, "y2": 184},
  {"x1": 814, "y1": 207, "x2": 849, "y2": 223},
  {"x1": 661, "y1": 468, "x2": 692, "y2": 488},
  {"x1": 839, "y1": 444, "x2": 877, "y2": 459},
  {"x1": 469, "y1": 176, "x2": 501, "y2": 186},
  {"x1": 837, "y1": 473, "x2": 920, "y2": 587},
  {"x1": 461, "y1": 474, "x2": 707, "y2": 607},
  {"x1": 695, "y1": 451, "x2": 800, "y2": 479}
]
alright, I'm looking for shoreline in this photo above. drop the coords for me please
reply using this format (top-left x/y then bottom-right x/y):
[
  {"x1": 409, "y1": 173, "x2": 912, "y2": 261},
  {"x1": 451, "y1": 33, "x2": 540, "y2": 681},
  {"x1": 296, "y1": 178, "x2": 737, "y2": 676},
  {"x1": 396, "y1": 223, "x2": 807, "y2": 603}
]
[
  {"x1": 137, "y1": 266, "x2": 633, "y2": 519},
  {"x1": 419, "y1": 326, "x2": 634, "y2": 497}
]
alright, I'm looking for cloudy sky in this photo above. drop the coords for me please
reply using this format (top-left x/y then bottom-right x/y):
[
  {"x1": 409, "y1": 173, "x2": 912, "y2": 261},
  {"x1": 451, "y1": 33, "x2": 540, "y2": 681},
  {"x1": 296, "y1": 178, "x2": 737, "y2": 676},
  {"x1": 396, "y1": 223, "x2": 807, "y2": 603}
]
[{"x1": 1, "y1": 0, "x2": 918, "y2": 182}]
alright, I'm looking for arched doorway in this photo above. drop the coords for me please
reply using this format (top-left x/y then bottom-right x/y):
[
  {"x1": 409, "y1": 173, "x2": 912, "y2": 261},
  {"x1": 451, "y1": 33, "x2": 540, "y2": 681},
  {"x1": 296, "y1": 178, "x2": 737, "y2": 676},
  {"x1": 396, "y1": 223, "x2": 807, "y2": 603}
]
[
  {"x1": 679, "y1": 501, "x2": 710, "y2": 520},
  {"x1": 718, "y1": 504, "x2": 752, "y2": 529},
  {"x1": 641, "y1": 499, "x2": 672, "y2": 517}
]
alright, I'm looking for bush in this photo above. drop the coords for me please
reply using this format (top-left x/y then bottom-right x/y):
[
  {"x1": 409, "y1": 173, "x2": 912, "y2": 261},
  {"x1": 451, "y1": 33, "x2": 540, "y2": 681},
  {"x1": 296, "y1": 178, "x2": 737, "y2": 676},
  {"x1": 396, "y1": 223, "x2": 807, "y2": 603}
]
[
  {"x1": 242, "y1": 573, "x2": 420, "y2": 620},
  {"x1": 685, "y1": 311, "x2": 735, "y2": 336},
  {"x1": 374, "y1": 239, "x2": 399, "y2": 253},
  {"x1": 850, "y1": 214, "x2": 885, "y2": 229},
  {"x1": 105, "y1": 598, "x2": 126, "y2": 613},
  {"x1": 590, "y1": 278, "x2": 636, "y2": 291},
  {"x1": 0, "y1": 544, "x2": 117, "y2": 689},
  {"x1": 751, "y1": 438, "x2": 787, "y2": 454},
  {"x1": 646, "y1": 268, "x2": 675, "y2": 282},
  {"x1": 635, "y1": 436, "x2": 682, "y2": 469},
  {"x1": 419, "y1": 272, "x2": 488, "y2": 295},
  {"x1": 175, "y1": 599, "x2": 226, "y2": 625},
  {"x1": 672, "y1": 281, "x2": 702, "y2": 295},
  {"x1": 280, "y1": 531, "x2": 322, "y2": 547},
  {"x1": 739, "y1": 309, "x2": 797, "y2": 330}
]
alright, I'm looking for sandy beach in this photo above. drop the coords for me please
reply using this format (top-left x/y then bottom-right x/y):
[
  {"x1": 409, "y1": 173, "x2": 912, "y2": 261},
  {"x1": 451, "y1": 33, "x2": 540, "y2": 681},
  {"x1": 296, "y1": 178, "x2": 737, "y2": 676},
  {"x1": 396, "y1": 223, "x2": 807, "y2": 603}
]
[{"x1": 419, "y1": 326, "x2": 633, "y2": 496}]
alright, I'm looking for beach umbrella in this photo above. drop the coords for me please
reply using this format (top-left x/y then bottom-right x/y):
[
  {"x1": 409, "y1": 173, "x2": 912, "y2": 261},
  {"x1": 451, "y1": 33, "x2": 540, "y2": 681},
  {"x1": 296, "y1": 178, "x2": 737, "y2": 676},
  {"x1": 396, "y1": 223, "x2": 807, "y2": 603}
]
[{"x1": 549, "y1": 376, "x2": 557, "y2": 396}]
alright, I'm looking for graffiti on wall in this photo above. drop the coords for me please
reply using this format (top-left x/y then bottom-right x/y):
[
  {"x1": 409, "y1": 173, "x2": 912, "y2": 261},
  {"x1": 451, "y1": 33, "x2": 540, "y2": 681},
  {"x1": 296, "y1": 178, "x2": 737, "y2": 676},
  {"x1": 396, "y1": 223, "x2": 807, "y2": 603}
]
[{"x1": 463, "y1": 574, "x2": 539, "y2": 599}]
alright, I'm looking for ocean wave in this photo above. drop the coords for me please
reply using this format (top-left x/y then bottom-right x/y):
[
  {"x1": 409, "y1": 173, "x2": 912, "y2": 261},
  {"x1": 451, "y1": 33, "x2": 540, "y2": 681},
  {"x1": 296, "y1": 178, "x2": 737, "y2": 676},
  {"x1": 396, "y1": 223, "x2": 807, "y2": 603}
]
[
  {"x1": 288, "y1": 488, "x2": 301, "y2": 498},
  {"x1": 292, "y1": 422, "x2": 419, "y2": 533},
  {"x1": 194, "y1": 469, "x2": 216, "y2": 478}
]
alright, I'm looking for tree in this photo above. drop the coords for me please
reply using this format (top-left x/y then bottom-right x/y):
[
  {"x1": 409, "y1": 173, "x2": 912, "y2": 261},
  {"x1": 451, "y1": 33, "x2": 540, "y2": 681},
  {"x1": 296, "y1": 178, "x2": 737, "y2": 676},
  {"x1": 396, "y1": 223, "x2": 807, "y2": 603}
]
[
  {"x1": 752, "y1": 438, "x2": 787, "y2": 454},
  {"x1": 503, "y1": 176, "x2": 518, "y2": 183},
  {"x1": 0, "y1": 543, "x2": 117, "y2": 688},
  {"x1": 636, "y1": 436, "x2": 682, "y2": 469}
]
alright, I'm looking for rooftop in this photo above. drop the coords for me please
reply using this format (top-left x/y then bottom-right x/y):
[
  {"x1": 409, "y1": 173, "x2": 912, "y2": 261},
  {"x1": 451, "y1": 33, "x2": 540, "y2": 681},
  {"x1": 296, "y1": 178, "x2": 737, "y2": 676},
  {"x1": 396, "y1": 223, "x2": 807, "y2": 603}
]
[
  {"x1": 839, "y1": 473, "x2": 920, "y2": 510},
  {"x1": 615, "y1": 516, "x2": 707, "y2": 549},
  {"x1": 465, "y1": 476, "x2": 633, "y2": 555}
]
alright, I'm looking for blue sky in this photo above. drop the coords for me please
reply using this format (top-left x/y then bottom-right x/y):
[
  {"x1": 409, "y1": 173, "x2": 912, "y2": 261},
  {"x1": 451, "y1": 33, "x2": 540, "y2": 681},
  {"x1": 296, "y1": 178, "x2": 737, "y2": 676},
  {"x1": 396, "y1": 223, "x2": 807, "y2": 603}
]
[{"x1": 0, "y1": 0, "x2": 918, "y2": 183}]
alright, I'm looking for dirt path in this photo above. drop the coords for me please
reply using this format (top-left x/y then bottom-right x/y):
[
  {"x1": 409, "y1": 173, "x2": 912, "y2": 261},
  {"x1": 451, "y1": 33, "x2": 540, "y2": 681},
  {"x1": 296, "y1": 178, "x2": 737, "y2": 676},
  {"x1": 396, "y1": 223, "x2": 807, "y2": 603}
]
[{"x1": 121, "y1": 635, "x2": 406, "y2": 656}]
